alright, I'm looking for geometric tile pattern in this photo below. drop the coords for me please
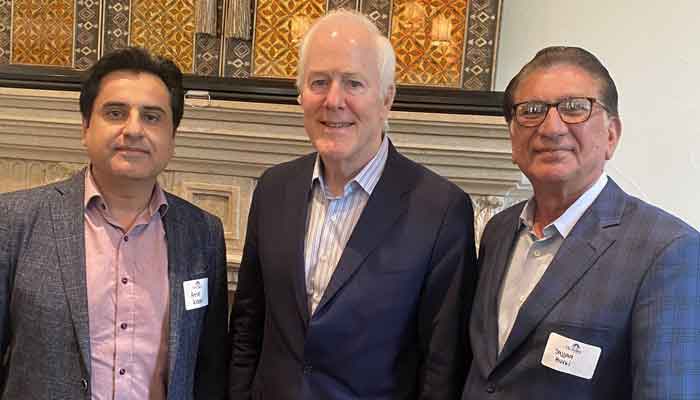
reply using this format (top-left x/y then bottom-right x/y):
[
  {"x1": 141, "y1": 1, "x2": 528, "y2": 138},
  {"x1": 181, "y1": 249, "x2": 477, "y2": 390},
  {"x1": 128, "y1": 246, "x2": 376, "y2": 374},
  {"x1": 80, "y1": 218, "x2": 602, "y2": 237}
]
[
  {"x1": 195, "y1": 33, "x2": 222, "y2": 76},
  {"x1": 360, "y1": 0, "x2": 391, "y2": 36},
  {"x1": 328, "y1": 0, "x2": 358, "y2": 11},
  {"x1": 0, "y1": 0, "x2": 11, "y2": 64},
  {"x1": 74, "y1": 0, "x2": 101, "y2": 70},
  {"x1": 252, "y1": 0, "x2": 325, "y2": 79},
  {"x1": 224, "y1": 38, "x2": 252, "y2": 78},
  {"x1": 462, "y1": 0, "x2": 499, "y2": 90},
  {"x1": 103, "y1": 0, "x2": 131, "y2": 55},
  {"x1": 390, "y1": 0, "x2": 468, "y2": 87},
  {"x1": 130, "y1": 0, "x2": 196, "y2": 73},
  {"x1": 11, "y1": 0, "x2": 74, "y2": 66}
]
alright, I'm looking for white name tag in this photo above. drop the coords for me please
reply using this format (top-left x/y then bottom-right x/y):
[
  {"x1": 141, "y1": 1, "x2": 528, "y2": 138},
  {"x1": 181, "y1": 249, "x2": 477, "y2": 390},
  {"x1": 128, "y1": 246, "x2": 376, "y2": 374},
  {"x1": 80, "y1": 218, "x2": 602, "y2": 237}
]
[
  {"x1": 541, "y1": 332, "x2": 601, "y2": 379},
  {"x1": 183, "y1": 278, "x2": 209, "y2": 311}
]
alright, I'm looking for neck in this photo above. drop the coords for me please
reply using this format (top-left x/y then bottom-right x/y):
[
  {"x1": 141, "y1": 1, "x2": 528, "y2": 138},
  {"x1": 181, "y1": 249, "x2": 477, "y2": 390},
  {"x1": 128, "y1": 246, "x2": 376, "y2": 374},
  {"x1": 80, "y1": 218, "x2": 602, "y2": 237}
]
[
  {"x1": 91, "y1": 169, "x2": 156, "y2": 230},
  {"x1": 321, "y1": 161, "x2": 360, "y2": 197}
]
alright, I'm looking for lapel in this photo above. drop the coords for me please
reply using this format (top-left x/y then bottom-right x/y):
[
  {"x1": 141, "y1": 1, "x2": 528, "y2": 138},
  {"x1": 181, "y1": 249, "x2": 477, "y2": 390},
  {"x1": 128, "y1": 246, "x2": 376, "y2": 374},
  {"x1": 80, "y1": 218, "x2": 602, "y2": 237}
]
[
  {"x1": 283, "y1": 154, "x2": 316, "y2": 327},
  {"x1": 476, "y1": 204, "x2": 524, "y2": 374},
  {"x1": 493, "y1": 180, "x2": 626, "y2": 369},
  {"x1": 162, "y1": 196, "x2": 191, "y2": 383},
  {"x1": 314, "y1": 143, "x2": 413, "y2": 315},
  {"x1": 51, "y1": 170, "x2": 92, "y2": 375}
]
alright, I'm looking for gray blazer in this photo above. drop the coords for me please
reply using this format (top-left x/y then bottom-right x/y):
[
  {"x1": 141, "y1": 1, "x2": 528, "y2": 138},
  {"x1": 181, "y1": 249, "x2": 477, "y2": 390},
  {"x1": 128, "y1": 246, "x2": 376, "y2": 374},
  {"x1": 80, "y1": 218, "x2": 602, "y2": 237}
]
[
  {"x1": 462, "y1": 179, "x2": 700, "y2": 399},
  {"x1": 0, "y1": 170, "x2": 229, "y2": 400}
]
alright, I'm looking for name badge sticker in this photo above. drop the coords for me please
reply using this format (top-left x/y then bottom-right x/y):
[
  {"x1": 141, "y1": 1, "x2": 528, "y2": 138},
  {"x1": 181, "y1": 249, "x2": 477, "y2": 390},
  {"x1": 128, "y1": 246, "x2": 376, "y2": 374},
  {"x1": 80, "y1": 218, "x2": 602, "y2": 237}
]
[
  {"x1": 541, "y1": 332, "x2": 601, "y2": 379},
  {"x1": 183, "y1": 278, "x2": 209, "y2": 311}
]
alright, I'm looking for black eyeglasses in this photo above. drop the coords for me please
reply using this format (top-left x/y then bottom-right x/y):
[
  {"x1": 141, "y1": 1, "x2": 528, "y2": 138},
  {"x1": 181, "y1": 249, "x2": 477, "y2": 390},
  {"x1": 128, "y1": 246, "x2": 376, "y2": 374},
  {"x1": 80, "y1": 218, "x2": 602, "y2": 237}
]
[{"x1": 512, "y1": 97, "x2": 611, "y2": 127}]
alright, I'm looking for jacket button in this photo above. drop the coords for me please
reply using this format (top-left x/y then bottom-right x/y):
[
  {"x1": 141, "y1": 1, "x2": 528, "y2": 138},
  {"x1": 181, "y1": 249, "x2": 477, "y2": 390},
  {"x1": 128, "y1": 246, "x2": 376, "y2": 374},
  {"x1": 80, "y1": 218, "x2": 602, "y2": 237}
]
[
  {"x1": 303, "y1": 365, "x2": 313, "y2": 374},
  {"x1": 80, "y1": 379, "x2": 88, "y2": 392},
  {"x1": 486, "y1": 384, "x2": 496, "y2": 393}
]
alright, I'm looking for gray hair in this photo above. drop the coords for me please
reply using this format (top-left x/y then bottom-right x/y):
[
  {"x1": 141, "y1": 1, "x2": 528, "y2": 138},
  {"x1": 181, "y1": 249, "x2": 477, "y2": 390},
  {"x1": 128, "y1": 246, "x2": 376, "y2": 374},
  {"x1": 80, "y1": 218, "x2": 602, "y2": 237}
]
[{"x1": 295, "y1": 9, "x2": 396, "y2": 101}]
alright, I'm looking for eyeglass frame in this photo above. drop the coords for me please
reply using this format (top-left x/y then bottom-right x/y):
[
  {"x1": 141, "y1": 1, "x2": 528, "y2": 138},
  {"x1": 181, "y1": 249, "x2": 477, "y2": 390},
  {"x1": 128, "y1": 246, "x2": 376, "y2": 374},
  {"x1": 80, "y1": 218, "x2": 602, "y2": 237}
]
[{"x1": 511, "y1": 97, "x2": 612, "y2": 127}]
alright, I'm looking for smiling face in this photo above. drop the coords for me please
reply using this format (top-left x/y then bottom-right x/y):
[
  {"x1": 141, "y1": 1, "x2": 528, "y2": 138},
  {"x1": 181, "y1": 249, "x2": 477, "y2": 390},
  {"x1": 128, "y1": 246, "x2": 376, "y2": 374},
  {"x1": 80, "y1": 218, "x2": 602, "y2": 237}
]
[
  {"x1": 509, "y1": 64, "x2": 621, "y2": 197},
  {"x1": 299, "y1": 19, "x2": 394, "y2": 176},
  {"x1": 82, "y1": 70, "x2": 175, "y2": 188}
]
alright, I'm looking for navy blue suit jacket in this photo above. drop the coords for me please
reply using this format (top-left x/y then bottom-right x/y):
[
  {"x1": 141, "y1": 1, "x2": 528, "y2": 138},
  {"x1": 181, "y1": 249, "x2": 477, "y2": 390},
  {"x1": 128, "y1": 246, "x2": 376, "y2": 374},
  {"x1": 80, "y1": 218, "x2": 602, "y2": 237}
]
[
  {"x1": 230, "y1": 142, "x2": 477, "y2": 399},
  {"x1": 463, "y1": 179, "x2": 700, "y2": 399}
]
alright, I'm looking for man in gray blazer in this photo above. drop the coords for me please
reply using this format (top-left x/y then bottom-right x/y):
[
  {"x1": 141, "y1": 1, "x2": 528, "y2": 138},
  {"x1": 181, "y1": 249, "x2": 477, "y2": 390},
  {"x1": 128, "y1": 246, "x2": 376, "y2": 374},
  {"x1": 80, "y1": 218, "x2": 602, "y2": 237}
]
[
  {"x1": 462, "y1": 46, "x2": 700, "y2": 399},
  {"x1": 0, "y1": 47, "x2": 228, "y2": 399}
]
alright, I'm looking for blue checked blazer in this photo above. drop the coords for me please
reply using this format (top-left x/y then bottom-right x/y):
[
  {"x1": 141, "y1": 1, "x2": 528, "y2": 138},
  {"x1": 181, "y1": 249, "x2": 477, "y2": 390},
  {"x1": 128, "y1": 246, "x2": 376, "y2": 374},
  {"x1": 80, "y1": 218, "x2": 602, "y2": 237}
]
[
  {"x1": 462, "y1": 179, "x2": 700, "y2": 399},
  {"x1": 0, "y1": 170, "x2": 229, "y2": 400}
]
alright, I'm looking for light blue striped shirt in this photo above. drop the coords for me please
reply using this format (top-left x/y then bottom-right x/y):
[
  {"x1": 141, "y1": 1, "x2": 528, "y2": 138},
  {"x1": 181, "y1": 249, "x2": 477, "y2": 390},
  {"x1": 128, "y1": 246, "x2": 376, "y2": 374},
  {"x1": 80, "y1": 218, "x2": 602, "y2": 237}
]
[{"x1": 304, "y1": 135, "x2": 389, "y2": 314}]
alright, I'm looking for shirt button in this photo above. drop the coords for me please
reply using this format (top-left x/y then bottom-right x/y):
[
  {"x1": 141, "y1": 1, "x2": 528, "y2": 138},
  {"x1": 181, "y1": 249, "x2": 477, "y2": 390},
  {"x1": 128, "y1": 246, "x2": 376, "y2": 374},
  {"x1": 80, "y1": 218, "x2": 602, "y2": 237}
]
[
  {"x1": 486, "y1": 384, "x2": 496, "y2": 393},
  {"x1": 119, "y1": 368, "x2": 126, "y2": 375},
  {"x1": 533, "y1": 250, "x2": 541, "y2": 257},
  {"x1": 121, "y1": 277, "x2": 128, "y2": 284},
  {"x1": 120, "y1": 323, "x2": 128, "y2": 330},
  {"x1": 123, "y1": 236, "x2": 129, "y2": 242},
  {"x1": 303, "y1": 365, "x2": 313, "y2": 374},
  {"x1": 80, "y1": 378, "x2": 88, "y2": 392}
]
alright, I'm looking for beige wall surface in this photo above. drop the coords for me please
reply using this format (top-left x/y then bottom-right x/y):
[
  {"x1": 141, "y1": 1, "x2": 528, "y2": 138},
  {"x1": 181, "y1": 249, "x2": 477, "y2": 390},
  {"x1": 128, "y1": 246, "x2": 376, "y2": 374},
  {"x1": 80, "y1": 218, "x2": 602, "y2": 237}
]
[{"x1": 495, "y1": 0, "x2": 700, "y2": 229}]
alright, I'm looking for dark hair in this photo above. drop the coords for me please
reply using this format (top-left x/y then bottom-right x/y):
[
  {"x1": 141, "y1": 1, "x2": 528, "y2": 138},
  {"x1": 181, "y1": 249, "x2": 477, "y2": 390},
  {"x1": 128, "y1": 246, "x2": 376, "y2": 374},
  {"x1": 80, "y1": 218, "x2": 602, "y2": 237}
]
[
  {"x1": 79, "y1": 47, "x2": 185, "y2": 130},
  {"x1": 503, "y1": 46, "x2": 618, "y2": 122}
]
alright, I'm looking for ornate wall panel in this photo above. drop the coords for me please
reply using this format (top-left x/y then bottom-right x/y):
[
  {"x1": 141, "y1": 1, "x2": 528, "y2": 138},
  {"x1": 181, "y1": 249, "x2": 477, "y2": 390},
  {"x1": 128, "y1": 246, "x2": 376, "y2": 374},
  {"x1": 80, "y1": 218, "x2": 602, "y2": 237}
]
[
  {"x1": 223, "y1": 38, "x2": 252, "y2": 77},
  {"x1": 103, "y1": 0, "x2": 131, "y2": 56},
  {"x1": 328, "y1": 0, "x2": 358, "y2": 11},
  {"x1": 0, "y1": 0, "x2": 12, "y2": 64},
  {"x1": 360, "y1": 0, "x2": 391, "y2": 36},
  {"x1": 462, "y1": 0, "x2": 500, "y2": 90},
  {"x1": 390, "y1": 0, "x2": 467, "y2": 87},
  {"x1": 252, "y1": 0, "x2": 326, "y2": 79},
  {"x1": 130, "y1": 0, "x2": 196, "y2": 73},
  {"x1": 195, "y1": 33, "x2": 221, "y2": 76},
  {"x1": 11, "y1": 0, "x2": 74, "y2": 67},
  {"x1": 74, "y1": 0, "x2": 101, "y2": 70}
]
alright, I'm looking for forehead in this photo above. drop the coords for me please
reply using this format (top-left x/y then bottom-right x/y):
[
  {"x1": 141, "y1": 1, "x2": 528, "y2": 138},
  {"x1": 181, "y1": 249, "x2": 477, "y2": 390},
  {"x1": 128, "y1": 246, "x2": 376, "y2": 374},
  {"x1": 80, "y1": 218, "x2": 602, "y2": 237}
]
[
  {"x1": 95, "y1": 70, "x2": 171, "y2": 107},
  {"x1": 513, "y1": 64, "x2": 603, "y2": 102},
  {"x1": 304, "y1": 21, "x2": 379, "y2": 79}
]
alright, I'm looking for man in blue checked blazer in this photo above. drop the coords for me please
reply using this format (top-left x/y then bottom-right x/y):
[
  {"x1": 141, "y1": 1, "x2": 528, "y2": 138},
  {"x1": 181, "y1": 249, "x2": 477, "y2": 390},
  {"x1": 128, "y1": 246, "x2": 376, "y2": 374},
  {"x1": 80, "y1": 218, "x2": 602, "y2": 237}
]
[
  {"x1": 229, "y1": 9, "x2": 478, "y2": 400},
  {"x1": 462, "y1": 46, "x2": 700, "y2": 399}
]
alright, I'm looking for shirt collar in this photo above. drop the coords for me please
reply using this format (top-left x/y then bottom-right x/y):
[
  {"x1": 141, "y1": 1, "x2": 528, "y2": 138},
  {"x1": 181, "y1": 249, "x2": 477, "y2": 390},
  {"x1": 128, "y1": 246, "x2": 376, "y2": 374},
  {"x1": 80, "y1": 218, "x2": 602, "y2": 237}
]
[
  {"x1": 84, "y1": 166, "x2": 169, "y2": 218},
  {"x1": 520, "y1": 172, "x2": 608, "y2": 239},
  {"x1": 311, "y1": 134, "x2": 389, "y2": 197}
]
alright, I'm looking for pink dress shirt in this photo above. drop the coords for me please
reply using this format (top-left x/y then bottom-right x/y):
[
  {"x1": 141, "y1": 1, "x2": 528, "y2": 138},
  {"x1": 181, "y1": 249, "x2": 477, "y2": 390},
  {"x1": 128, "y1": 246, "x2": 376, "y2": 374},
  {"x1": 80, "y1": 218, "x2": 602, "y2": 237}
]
[{"x1": 84, "y1": 170, "x2": 170, "y2": 400}]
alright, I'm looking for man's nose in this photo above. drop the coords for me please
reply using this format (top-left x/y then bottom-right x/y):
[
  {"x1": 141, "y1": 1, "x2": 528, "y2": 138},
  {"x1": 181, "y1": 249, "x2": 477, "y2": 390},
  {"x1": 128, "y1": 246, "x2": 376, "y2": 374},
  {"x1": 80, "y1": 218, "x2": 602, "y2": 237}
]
[
  {"x1": 123, "y1": 109, "x2": 144, "y2": 136},
  {"x1": 323, "y1": 80, "x2": 346, "y2": 109},
  {"x1": 537, "y1": 106, "x2": 567, "y2": 137}
]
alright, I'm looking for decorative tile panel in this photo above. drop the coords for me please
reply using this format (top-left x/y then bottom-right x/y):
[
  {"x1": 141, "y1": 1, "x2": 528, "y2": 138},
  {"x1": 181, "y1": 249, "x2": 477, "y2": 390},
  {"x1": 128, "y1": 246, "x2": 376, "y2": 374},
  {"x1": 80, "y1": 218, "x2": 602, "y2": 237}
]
[
  {"x1": 390, "y1": 0, "x2": 467, "y2": 87},
  {"x1": 252, "y1": 0, "x2": 325, "y2": 79},
  {"x1": 0, "y1": 0, "x2": 11, "y2": 64},
  {"x1": 195, "y1": 33, "x2": 222, "y2": 76},
  {"x1": 462, "y1": 0, "x2": 499, "y2": 90},
  {"x1": 130, "y1": 0, "x2": 196, "y2": 73},
  {"x1": 11, "y1": 0, "x2": 74, "y2": 66},
  {"x1": 360, "y1": 0, "x2": 391, "y2": 36},
  {"x1": 74, "y1": 0, "x2": 101, "y2": 70},
  {"x1": 224, "y1": 38, "x2": 252, "y2": 77},
  {"x1": 103, "y1": 0, "x2": 131, "y2": 54},
  {"x1": 328, "y1": 0, "x2": 358, "y2": 11}
]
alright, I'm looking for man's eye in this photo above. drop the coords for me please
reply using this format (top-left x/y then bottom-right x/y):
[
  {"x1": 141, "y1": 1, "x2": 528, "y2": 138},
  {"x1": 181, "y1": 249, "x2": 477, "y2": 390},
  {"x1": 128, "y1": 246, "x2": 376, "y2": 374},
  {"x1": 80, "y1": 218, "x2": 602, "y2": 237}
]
[
  {"x1": 309, "y1": 79, "x2": 328, "y2": 90},
  {"x1": 561, "y1": 99, "x2": 590, "y2": 112},
  {"x1": 143, "y1": 113, "x2": 161, "y2": 123},
  {"x1": 105, "y1": 109, "x2": 125, "y2": 119},
  {"x1": 521, "y1": 103, "x2": 545, "y2": 115}
]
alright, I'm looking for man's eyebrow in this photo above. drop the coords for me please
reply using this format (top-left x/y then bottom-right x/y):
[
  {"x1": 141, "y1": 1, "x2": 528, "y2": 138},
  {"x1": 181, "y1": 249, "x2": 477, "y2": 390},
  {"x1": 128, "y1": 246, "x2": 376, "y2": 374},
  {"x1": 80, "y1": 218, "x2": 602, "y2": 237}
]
[
  {"x1": 100, "y1": 101, "x2": 128, "y2": 109},
  {"x1": 141, "y1": 105, "x2": 168, "y2": 114}
]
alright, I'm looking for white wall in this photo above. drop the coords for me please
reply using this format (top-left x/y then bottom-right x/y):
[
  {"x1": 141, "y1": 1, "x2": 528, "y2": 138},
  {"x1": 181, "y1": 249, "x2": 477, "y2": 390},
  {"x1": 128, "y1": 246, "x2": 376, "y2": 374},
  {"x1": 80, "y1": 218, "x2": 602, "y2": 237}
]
[{"x1": 495, "y1": 0, "x2": 700, "y2": 228}]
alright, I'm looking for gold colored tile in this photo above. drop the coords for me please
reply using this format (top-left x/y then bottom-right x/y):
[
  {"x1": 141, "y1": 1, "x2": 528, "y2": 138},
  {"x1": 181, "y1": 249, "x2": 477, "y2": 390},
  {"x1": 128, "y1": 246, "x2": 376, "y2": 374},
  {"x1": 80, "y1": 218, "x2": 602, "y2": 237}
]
[
  {"x1": 130, "y1": 0, "x2": 196, "y2": 73},
  {"x1": 12, "y1": 0, "x2": 75, "y2": 67},
  {"x1": 390, "y1": 0, "x2": 468, "y2": 87},
  {"x1": 253, "y1": 0, "x2": 326, "y2": 79}
]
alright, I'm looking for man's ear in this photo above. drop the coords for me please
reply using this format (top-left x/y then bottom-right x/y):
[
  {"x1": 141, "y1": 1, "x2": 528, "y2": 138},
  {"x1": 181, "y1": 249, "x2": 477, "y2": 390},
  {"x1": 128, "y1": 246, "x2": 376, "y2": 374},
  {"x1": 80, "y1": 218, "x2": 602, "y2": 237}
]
[
  {"x1": 81, "y1": 119, "x2": 89, "y2": 146},
  {"x1": 297, "y1": 94, "x2": 302, "y2": 104},
  {"x1": 605, "y1": 116, "x2": 622, "y2": 160},
  {"x1": 383, "y1": 84, "x2": 396, "y2": 109}
]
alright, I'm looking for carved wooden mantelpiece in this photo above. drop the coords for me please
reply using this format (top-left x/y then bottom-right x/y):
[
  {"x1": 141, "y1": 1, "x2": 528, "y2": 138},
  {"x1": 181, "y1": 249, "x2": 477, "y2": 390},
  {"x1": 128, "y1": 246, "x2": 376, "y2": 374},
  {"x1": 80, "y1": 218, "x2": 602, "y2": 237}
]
[{"x1": 0, "y1": 87, "x2": 529, "y2": 290}]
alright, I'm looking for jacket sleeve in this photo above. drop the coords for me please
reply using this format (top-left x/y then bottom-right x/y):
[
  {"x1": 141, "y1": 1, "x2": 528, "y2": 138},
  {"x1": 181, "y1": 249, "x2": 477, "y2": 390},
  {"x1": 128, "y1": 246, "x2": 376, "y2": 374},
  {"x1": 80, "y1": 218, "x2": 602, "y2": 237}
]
[
  {"x1": 194, "y1": 215, "x2": 230, "y2": 400},
  {"x1": 631, "y1": 231, "x2": 700, "y2": 399},
  {"x1": 229, "y1": 183, "x2": 266, "y2": 400},
  {"x1": 417, "y1": 190, "x2": 478, "y2": 400}
]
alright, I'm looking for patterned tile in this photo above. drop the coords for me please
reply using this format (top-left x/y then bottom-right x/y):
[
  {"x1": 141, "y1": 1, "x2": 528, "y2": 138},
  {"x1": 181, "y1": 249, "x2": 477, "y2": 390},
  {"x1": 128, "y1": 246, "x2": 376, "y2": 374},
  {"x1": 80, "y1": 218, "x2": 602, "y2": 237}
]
[
  {"x1": 252, "y1": 0, "x2": 325, "y2": 79},
  {"x1": 390, "y1": 0, "x2": 467, "y2": 87},
  {"x1": 0, "y1": 0, "x2": 11, "y2": 64},
  {"x1": 360, "y1": 0, "x2": 391, "y2": 36},
  {"x1": 462, "y1": 0, "x2": 500, "y2": 90},
  {"x1": 224, "y1": 38, "x2": 252, "y2": 78},
  {"x1": 328, "y1": 0, "x2": 358, "y2": 11},
  {"x1": 12, "y1": 0, "x2": 74, "y2": 66},
  {"x1": 74, "y1": 0, "x2": 101, "y2": 70},
  {"x1": 103, "y1": 0, "x2": 130, "y2": 54},
  {"x1": 130, "y1": 0, "x2": 196, "y2": 73},
  {"x1": 195, "y1": 33, "x2": 222, "y2": 76}
]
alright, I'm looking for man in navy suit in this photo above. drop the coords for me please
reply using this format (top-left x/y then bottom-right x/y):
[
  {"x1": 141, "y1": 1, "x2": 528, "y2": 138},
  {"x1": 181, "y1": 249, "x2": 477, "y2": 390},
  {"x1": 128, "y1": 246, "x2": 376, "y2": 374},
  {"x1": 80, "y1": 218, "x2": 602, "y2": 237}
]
[
  {"x1": 462, "y1": 46, "x2": 700, "y2": 399},
  {"x1": 229, "y1": 9, "x2": 477, "y2": 400}
]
